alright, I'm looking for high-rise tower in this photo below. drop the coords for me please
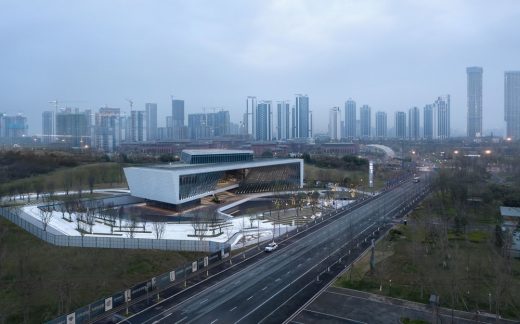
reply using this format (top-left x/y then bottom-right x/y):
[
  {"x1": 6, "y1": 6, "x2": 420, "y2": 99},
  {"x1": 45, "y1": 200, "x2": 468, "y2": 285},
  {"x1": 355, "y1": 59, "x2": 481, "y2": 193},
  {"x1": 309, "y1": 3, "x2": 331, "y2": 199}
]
[
  {"x1": 408, "y1": 107, "x2": 420, "y2": 140},
  {"x1": 423, "y1": 104, "x2": 434, "y2": 139},
  {"x1": 434, "y1": 95, "x2": 450, "y2": 139},
  {"x1": 328, "y1": 107, "x2": 341, "y2": 141},
  {"x1": 42, "y1": 111, "x2": 54, "y2": 144},
  {"x1": 467, "y1": 67, "x2": 483, "y2": 138},
  {"x1": 145, "y1": 103, "x2": 157, "y2": 141},
  {"x1": 344, "y1": 99, "x2": 356, "y2": 138},
  {"x1": 395, "y1": 111, "x2": 407, "y2": 139},
  {"x1": 255, "y1": 101, "x2": 272, "y2": 141},
  {"x1": 295, "y1": 94, "x2": 309, "y2": 138},
  {"x1": 375, "y1": 111, "x2": 387, "y2": 138},
  {"x1": 360, "y1": 105, "x2": 371, "y2": 138},
  {"x1": 277, "y1": 101, "x2": 290, "y2": 140},
  {"x1": 505, "y1": 71, "x2": 520, "y2": 139},
  {"x1": 171, "y1": 99, "x2": 185, "y2": 140}
]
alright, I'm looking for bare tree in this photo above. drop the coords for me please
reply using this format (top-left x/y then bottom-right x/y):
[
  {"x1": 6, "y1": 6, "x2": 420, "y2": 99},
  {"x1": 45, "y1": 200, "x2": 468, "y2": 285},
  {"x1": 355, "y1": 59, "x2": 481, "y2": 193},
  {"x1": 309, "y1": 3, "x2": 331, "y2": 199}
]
[
  {"x1": 46, "y1": 180, "x2": 55, "y2": 201},
  {"x1": 64, "y1": 198, "x2": 75, "y2": 222},
  {"x1": 152, "y1": 221, "x2": 166, "y2": 239},
  {"x1": 85, "y1": 207, "x2": 95, "y2": 234},
  {"x1": 39, "y1": 207, "x2": 53, "y2": 231},
  {"x1": 76, "y1": 171, "x2": 85, "y2": 198},
  {"x1": 105, "y1": 203, "x2": 117, "y2": 233},
  {"x1": 309, "y1": 191, "x2": 321, "y2": 218},
  {"x1": 117, "y1": 206, "x2": 124, "y2": 231},
  {"x1": 87, "y1": 171, "x2": 96, "y2": 194},
  {"x1": 125, "y1": 216, "x2": 138, "y2": 238},
  {"x1": 75, "y1": 201, "x2": 86, "y2": 233},
  {"x1": 58, "y1": 203, "x2": 67, "y2": 220},
  {"x1": 33, "y1": 179, "x2": 44, "y2": 201},
  {"x1": 192, "y1": 210, "x2": 209, "y2": 240},
  {"x1": 62, "y1": 173, "x2": 72, "y2": 196}
]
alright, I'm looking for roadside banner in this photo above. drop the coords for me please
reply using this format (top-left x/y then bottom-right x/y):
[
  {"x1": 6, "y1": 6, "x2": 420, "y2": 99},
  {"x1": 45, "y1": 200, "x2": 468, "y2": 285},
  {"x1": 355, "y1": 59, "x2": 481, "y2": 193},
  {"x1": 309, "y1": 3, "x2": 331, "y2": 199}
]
[
  {"x1": 66, "y1": 313, "x2": 75, "y2": 324},
  {"x1": 105, "y1": 297, "x2": 113, "y2": 311}
]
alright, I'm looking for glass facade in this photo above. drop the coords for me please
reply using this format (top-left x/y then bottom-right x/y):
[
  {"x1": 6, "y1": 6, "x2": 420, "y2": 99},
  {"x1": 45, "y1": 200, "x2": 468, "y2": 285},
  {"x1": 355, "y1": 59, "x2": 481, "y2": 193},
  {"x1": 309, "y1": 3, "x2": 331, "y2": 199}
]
[
  {"x1": 181, "y1": 151, "x2": 254, "y2": 164},
  {"x1": 236, "y1": 163, "x2": 301, "y2": 194},
  {"x1": 178, "y1": 162, "x2": 301, "y2": 200}
]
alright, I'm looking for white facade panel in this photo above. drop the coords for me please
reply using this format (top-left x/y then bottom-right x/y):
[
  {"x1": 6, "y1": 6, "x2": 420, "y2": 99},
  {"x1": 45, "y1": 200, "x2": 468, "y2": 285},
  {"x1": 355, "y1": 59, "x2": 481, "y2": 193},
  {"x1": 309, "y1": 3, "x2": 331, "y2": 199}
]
[
  {"x1": 124, "y1": 159, "x2": 304, "y2": 205},
  {"x1": 124, "y1": 167, "x2": 179, "y2": 205}
]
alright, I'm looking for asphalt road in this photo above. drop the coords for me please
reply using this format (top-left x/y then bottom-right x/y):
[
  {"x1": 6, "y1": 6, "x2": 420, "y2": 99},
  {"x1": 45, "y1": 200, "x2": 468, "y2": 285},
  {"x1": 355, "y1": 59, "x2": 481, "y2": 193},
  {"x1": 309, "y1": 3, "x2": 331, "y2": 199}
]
[{"x1": 118, "y1": 179, "x2": 429, "y2": 324}]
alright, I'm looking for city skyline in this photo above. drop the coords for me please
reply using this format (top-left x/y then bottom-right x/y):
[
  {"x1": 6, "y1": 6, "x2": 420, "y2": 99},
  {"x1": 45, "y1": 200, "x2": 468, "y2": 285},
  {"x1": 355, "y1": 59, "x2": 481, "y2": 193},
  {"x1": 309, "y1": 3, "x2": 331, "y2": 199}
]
[{"x1": 1, "y1": 1, "x2": 520, "y2": 136}]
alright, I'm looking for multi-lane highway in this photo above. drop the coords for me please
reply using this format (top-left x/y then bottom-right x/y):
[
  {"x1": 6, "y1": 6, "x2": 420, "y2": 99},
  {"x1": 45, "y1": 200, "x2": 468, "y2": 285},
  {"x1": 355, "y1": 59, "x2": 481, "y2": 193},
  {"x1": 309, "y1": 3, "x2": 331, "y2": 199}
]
[{"x1": 119, "y1": 178, "x2": 429, "y2": 324}]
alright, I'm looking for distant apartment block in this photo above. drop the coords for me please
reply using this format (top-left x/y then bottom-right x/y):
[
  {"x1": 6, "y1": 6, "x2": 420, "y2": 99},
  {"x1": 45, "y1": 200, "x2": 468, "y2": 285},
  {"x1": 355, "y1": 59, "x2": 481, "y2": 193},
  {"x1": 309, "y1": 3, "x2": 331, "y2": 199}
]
[
  {"x1": 0, "y1": 114, "x2": 28, "y2": 139},
  {"x1": 94, "y1": 107, "x2": 120, "y2": 152},
  {"x1": 55, "y1": 108, "x2": 91, "y2": 148}
]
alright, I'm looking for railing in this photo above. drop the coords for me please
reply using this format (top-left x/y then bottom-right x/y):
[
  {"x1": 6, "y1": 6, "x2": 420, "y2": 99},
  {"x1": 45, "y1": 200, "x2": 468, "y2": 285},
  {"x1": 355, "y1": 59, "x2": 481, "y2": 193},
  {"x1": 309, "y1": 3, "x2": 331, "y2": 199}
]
[
  {"x1": 0, "y1": 207, "x2": 228, "y2": 253},
  {"x1": 43, "y1": 247, "x2": 230, "y2": 324}
]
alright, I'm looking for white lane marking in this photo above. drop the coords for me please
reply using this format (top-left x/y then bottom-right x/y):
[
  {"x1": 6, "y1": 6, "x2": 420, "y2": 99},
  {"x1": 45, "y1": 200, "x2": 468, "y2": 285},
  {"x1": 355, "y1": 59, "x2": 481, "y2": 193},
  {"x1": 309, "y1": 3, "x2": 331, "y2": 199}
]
[
  {"x1": 262, "y1": 286, "x2": 268, "y2": 291},
  {"x1": 247, "y1": 295, "x2": 254, "y2": 301},
  {"x1": 200, "y1": 298, "x2": 208, "y2": 304},
  {"x1": 174, "y1": 316, "x2": 187, "y2": 324},
  {"x1": 297, "y1": 263, "x2": 302, "y2": 267},
  {"x1": 303, "y1": 309, "x2": 367, "y2": 323},
  {"x1": 210, "y1": 319, "x2": 219, "y2": 324},
  {"x1": 275, "y1": 278, "x2": 281, "y2": 282},
  {"x1": 230, "y1": 306, "x2": 237, "y2": 312}
]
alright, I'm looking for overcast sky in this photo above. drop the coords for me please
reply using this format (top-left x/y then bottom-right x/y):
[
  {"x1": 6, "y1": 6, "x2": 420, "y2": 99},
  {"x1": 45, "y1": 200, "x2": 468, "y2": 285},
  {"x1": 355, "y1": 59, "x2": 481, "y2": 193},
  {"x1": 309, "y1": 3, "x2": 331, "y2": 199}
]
[{"x1": 1, "y1": 0, "x2": 519, "y2": 135}]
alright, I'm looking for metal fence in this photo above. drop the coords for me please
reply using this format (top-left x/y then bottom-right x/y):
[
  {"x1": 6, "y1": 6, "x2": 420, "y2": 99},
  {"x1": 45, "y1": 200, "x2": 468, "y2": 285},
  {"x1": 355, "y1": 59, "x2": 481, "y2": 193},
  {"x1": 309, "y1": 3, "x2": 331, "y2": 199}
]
[{"x1": 0, "y1": 207, "x2": 228, "y2": 253}]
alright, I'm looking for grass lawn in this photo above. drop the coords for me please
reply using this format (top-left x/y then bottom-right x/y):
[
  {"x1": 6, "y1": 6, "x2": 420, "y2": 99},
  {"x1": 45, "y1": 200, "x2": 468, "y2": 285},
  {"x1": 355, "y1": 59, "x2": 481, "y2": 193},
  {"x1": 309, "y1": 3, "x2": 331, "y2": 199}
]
[
  {"x1": 0, "y1": 217, "x2": 203, "y2": 324},
  {"x1": 335, "y1": 197, "x2": 520, "y2": 320},
  {"x1": 304, "y1": 164, "x2": 387, "y2": 190}
]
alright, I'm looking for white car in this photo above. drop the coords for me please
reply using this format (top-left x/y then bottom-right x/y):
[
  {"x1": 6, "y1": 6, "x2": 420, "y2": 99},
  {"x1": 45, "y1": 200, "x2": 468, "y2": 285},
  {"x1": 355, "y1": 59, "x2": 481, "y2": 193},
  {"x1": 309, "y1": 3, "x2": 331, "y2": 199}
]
[{"x1": 265, "y1": 242, "x2": 278, "y2": 252}]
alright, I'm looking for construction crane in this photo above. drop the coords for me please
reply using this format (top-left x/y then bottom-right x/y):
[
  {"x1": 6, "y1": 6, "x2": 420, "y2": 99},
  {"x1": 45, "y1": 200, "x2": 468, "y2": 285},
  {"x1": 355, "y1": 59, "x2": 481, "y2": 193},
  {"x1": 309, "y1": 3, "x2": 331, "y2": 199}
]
[{"x1": 125, "y1": 98, "x2": 134, "y2": 111}]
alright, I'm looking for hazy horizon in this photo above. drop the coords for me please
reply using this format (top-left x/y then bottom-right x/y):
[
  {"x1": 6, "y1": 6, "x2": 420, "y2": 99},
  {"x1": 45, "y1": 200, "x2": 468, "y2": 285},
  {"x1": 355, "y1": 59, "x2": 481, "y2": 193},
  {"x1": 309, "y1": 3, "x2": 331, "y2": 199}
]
[{"x1": 1, "y1": 0, "x2": 520, "y2": 135}]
